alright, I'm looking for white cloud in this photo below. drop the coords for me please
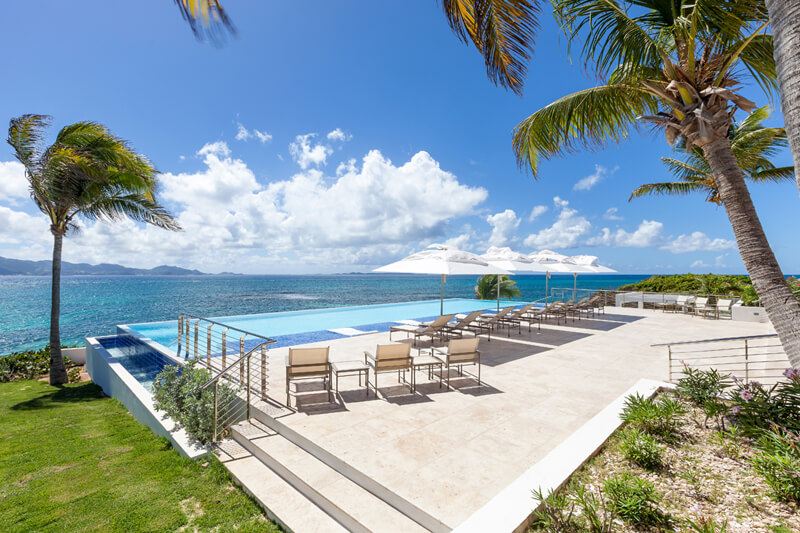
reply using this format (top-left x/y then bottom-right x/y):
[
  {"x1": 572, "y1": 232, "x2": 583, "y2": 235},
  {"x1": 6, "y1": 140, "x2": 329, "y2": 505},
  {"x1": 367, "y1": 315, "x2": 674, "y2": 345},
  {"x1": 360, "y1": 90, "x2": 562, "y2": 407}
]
[
  {"x1": 0, "y1": 161, "x2": 29, "y2": 203},
  {"x1": 289, "y1": 133, "x2": 333, "y2": 169},
  {"x1": 0, "y1": 145, "x2": 487, "y2": 272},
  {"x1": 523, "y1": 199, "x2": 591, "y2": 249},
  {"x1": 604, "y1": 207, "x2": 623, "y2": 221},
  {"x1": 528, "y1": 205, "x2": 548, "y2": 222},
  {"x1": 443, "y1": 232, "x2": 472, "y2": 250},
  {"x1": 486, "y1": 209, "x2": 520, "y2": 246},
  {"x1": 574, "y1": 164, "x2": 617, "y2": 191},
  {"x1": 691, "y1": 259, "x2": 709, "y2": 269},
  {"x1": 715, "y1": 254, "x2": 728, "y2": 268},
  {"x1": 327, "y1": 128, "x2": 351, "y2": 142},
  {"x1": 587, "y1": 220, "x2": 664, "y2": 248},
  {"x1": 235, "y1": 123, "x2": 272, "y2": 143},
  {"x1": 661, "y1": 232, "x2": 737, "y2": 254}
]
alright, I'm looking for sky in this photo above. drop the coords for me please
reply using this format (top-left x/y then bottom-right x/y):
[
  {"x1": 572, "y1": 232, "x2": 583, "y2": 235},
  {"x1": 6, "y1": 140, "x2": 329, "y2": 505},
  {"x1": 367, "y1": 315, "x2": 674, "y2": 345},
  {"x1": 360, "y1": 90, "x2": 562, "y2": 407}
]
[{"x1": 0, "y1": 1, "x2": 797, "y2": 275}]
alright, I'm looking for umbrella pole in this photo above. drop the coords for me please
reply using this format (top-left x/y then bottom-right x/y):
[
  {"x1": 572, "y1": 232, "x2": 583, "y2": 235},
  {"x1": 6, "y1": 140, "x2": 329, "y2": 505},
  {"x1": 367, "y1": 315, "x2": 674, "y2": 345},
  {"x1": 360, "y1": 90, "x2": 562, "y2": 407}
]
[
  {"x1": 497, "y1": 275, "x2": 501, "y2": 312},
  {"x1": 545, "y1": 272, "x2": 549, "y2": 304},
  {"x1": 573, "y1": 272, "x2": 578, "y2": 300},
  {"x1": 440, "y1": 274, "x2": 445, "y2": 315}
]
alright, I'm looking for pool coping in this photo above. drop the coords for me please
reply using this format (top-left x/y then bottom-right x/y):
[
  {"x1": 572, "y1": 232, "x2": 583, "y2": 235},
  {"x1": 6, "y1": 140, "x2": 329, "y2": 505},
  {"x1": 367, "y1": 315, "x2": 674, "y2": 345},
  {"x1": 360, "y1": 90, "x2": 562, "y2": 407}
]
[{"x1": 85, "y1": 335, "x2": 207, "y2": 459}]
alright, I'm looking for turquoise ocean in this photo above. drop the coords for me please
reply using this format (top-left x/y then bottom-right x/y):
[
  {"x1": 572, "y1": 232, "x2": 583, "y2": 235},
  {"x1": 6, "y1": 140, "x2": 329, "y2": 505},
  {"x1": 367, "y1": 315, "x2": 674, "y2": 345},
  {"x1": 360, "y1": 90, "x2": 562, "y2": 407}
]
[{"x1": 0, "y1": 274, "x2": 648, "y2": 354}]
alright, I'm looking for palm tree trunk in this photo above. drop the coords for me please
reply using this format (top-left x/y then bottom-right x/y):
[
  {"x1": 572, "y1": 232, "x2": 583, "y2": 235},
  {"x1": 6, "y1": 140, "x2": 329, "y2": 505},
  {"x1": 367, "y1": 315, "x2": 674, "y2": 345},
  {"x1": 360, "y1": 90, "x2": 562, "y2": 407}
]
[
  {"x1": 49, "y1": 232, "x2": 68, "y2": 385},
  {"x1": 765, "y1": 0, "x2": 800, "y2": 194},
  {"x1": 702, "y1": 137, "x2": 800, "y2": 368}
]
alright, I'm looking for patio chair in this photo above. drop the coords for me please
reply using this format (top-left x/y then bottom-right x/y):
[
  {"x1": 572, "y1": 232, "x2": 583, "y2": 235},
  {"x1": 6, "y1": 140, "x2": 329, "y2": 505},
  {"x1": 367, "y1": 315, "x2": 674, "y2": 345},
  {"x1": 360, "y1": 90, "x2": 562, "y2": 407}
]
[
  {"x1": 432, "y1": 337, "x2": 481, "y2": 388},
  {"x1": 285, "y1": 346, "x2": 332, "y2": 407},
  {"x1": 704, "y1": 298, "x2": 734, "y2": 319},
  {"x1": 654, "y1": 294, "x2": 679, "y2": 313},
  {"x1": 364, "y1": 343, "x2": 413, "y2": 396},
  {"x1": 445, "y1": 310, "x2": 492, "y2": 341},
  {"x1": 477, "y1": 306, "x2": 515, "y2": 336},
  {"x1": 523, "y1": 302, "x2": 559, "y2": 326},
  {"x1": 501, "y1": 303, "x2": 539, "y2": 333},
  {"x1": 692, "y1": 297, "x2": 710, "y2": 317},
  {"x1": 564, "y1": 297, "x2": 591, "y2": 320},
  {"x1": 677, "y1": 295, "x2": 696, "y2": 314},
  {"x1": 389, "y1": 313, "x2": 457, "y2": 347}
]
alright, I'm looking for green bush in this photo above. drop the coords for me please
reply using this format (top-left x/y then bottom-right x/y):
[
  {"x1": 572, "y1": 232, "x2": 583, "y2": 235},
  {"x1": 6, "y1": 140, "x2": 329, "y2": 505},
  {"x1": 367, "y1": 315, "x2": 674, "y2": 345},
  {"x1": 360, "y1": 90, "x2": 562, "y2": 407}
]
[
  {"x1": 603, "y1": 473, "x2": 667, "y2": 527},
  {"x1": 684, "y1": 515, "x2": 728, "y2": 532},
  {"x1": 621, "y1": 393, "x2": 686, "y2": 440},
  {"x1": 750, "y1": 427, "x2": 800, "y2": 503},
  {"x1": 0, "y1": 345, "x2": 79, "y2": 382},
  {"x1": 531, "y1": 485, "x2": 613, "y2": 532},
  {"x1": 729, "y1": 371, "x2": 800, "y2": 436},
  {"x1": 619, "y1": 428, "x2": 663, "y2": 470},
  {"x1": 677, "y1": 366, "x2": 732, "y2": 407},
  {"x1": 617, "y1": 274, "x2": 751, "y2": 295},
  {"x1": 152, "y1": 360, "x2": 239, "y2": 444}
]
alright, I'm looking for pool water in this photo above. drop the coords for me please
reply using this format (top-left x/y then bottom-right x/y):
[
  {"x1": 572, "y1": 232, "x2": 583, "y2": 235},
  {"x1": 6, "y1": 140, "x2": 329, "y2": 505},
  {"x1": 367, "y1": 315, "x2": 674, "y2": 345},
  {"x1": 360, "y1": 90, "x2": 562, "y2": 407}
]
[
  {"x1": 126, "y1": 298, "x2": 523, "y2": 352},
  {"x1": 99, "y1": 336, "x2": 177, "y2": 391}
]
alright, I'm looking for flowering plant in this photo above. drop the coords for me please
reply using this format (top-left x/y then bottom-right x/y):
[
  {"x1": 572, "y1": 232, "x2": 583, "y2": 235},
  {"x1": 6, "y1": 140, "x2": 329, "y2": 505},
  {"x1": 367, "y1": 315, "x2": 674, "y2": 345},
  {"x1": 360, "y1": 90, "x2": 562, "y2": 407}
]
[{"x1": 729, "y1": 371, "x2": 800, "y2": 436}]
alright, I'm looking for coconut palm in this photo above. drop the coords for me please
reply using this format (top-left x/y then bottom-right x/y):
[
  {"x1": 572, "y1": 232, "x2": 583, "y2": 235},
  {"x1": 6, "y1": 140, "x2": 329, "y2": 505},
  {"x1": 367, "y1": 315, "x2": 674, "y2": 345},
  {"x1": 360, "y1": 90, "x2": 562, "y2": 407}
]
[
  {"x1": 512, "y1": 0, "x2": 800, "y2": 366},
  {"x1": 7, "y1": 115, "x2": 181, "y2": 385},
  {"x1": 764, "y1": 0, "x2": 800, "y2": 195},
  {"x1": 629, "y1": 106, "x2": 795, "y2": 204},
  {"x1": 474, "y1": 274, "x2": 521, "y2": 300}
]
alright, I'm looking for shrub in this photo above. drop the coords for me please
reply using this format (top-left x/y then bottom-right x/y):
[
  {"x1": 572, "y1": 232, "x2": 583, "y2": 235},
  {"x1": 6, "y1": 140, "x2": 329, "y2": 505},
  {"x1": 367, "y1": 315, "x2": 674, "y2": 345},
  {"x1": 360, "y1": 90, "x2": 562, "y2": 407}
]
[
  {"x1": 711, "y1": 424, "x2": 745, "y2": 460},
  {"x1": 750, "y1": 427, "x2": 800, "y2": 503},
  {"x1": 621, "y1": 393, "x2": 686, "y2": 440},
  {"x1": 729, "y1": 372, "x2": 800, "y2": 435},
  {"x1": 684, "y1": 514, "x2": 728, "y2": 532},
  {"x1": 677, "y1": 366, "x2": 732, "y2": 407},
  {"x1": 619, "y1": 428, "x2": 663, "y2": 470},
  {"x1": 0, "y1": 345, "x2": 79, "y2": 382},
  {"x1": 531, "y1": 485, "x2": 613, "y2": 532},
  {"x1": 603, "y1": 473, "x2": 667, "y2": 527},
  {"x1": 152, "y1": 360, "x2": 239, "y2": 444}
]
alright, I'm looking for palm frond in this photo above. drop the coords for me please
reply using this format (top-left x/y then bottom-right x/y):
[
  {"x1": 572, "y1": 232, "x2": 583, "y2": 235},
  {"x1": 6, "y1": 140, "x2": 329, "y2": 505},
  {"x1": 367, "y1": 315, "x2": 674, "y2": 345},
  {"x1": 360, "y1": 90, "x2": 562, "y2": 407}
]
[
  {"x1": 553, "y1": 0, "x2": 669, "y2": 77},
  {"x1": 80, "y1": 194, "x2": 181, "y2": 231},
  {"x1": 513, "y1": 84, "x2": 658, "y2": 175},
  {"x1": 173, "y1": 0, "x2": 235, "y2": 43},
  {"x1": 751, "y1": 166, "x2": 795, "y2": 182},
  {"x1": 731, "y1": 34, "x2": 777, "y2": 97},
  {"x1": 660, "y1": 157, "x2": 709, "y2": 181},
  {"x1": 441, "y1": 0, "x2": 540, "y2": 95},
  {"x1": 7, "y1": 114, "x2": 51, "y2": 170},
  {"x1": 629, "y1": 181, "x2": 710, "y2": 201}
]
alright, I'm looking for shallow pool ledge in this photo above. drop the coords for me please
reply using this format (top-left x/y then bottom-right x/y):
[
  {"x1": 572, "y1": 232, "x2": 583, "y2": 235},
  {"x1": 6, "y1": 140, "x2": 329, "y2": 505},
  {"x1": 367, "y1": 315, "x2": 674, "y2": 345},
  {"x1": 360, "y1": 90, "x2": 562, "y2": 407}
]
[{"x1": 85, "y1": 336, "x2": 208, "y2": 459}]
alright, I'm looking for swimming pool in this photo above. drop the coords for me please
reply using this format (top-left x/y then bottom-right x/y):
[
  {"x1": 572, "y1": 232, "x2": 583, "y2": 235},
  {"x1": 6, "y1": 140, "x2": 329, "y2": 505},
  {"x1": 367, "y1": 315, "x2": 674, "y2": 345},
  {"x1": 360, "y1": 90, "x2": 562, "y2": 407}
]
[
  {"x1": 97, "y1": 335, "x2": 178, "y2": 391},
  {"x1": 125, "y1": 298, "x2": 524, "y2": 352}
]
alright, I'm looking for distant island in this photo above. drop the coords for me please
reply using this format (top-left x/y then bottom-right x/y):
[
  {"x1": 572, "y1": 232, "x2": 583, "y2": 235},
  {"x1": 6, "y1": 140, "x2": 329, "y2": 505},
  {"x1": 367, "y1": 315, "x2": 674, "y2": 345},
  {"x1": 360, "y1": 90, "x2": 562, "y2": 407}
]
[{"x1": 0, "y1": 256, "x2": 225, "y2": 276}]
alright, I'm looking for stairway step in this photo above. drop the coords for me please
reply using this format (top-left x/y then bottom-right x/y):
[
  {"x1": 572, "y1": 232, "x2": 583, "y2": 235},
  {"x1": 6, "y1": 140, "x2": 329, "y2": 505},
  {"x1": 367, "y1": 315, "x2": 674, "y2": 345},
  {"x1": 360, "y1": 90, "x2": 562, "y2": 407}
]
[
  {"x1": 224, "y1": 453, "x2": 348, "y2": 533},
  {"x1": 233, "y1": 420, "x2": 430, "y2": 533}
]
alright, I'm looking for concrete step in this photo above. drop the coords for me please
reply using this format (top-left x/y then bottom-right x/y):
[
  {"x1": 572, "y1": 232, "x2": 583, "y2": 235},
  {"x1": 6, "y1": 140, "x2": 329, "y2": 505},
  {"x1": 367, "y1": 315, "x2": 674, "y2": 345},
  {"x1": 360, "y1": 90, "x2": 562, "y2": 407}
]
[
  {"x1": 223, "y1": 452, "x2": 348, "y2": 533},
  {"x1": 232, "y1": 420, "x2": 431, "y2": 533}
]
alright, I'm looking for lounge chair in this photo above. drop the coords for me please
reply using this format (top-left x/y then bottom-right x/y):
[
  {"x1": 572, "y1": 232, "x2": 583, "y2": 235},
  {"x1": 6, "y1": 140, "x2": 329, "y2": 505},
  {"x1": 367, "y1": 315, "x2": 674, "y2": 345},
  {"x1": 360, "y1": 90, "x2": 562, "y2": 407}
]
[
  {"x1": 432, "y1": 338, "x2": 481, "y2": 388},
  {"x1": 564, "y1": 297, "x2": 591, "y2": 320},
  {"x1": 654, "y1": 294, "x2": 678, "y2": 313},
  {"x1": 501, "y1": 304, "x2": 539, "y2": 333},
  {"x1": 389, "y1": 313, "x2": 457, "y2": 347},
  {"x1": 477, "y1": 306, "x2": 515, "y2": 336},
  {"x1": 704, "y1": 298, "x2": 734, "y2": 319},
  {"x1": 445, "y1": 310, "x2": 492, "y2": 341},
  {"x1": 285, "y1": 346, "x2": 332, "y2": 407},
  {"x1": 678, "y1": 295, "x2": 696, "y2": 314},
  {"x1": 364, "y1": 343, "x2": 413, "y2": 396},
  {"x1": 523, "y1": 302, "x2": 560, "y2": 326},
  {"x1": 692, "y1": 297, "x2": 710, "y2": 317}
]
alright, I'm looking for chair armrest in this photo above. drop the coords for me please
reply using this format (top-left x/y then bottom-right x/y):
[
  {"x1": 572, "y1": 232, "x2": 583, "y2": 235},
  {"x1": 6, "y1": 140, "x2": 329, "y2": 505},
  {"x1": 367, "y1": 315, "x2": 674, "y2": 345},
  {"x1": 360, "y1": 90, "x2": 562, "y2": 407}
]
[
  {"x1": 363, "y1": 351, "x2": 376, "y2": 365},
  {"x1": 285, "y1": 356, "x2": 290, "y2": 368}
]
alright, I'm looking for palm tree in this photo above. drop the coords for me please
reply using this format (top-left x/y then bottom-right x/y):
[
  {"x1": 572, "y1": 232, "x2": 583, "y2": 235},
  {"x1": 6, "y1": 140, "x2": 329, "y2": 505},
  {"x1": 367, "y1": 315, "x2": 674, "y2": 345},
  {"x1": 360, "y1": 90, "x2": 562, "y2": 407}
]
[
  {"x1": 764, "y1": 0, "x2": 800, "y2": 195},
  {"x1": 629, "y1": 106, "x2": 795, "y2": 204},
  {"x1": 474, "y1": 274, "x2": 521, "y2": 300},
  {"x1": 7, "y1": 115, "x2": 181, "y2": 385},
  {"x1": 512, "y1": 0, "x2": 800, "y2": 367}
]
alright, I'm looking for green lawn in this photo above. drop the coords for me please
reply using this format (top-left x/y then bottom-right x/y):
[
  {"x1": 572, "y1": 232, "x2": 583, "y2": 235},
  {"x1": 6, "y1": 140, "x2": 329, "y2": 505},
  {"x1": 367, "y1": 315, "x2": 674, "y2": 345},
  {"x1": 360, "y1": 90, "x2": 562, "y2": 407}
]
[{"x1": 0, "y1": 380, "x2": 280, "y2": 532}]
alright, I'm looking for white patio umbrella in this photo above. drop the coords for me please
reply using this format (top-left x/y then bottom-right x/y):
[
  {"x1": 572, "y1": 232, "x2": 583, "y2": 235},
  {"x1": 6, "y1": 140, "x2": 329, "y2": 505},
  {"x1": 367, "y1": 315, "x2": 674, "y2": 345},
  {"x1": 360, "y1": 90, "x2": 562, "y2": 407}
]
[
  {"x1": 528, "y1": 250, "x2": 580, "y2": 303},
  {"x1": 374, "y1": 244, "x2": 510, "y2": 315},
  {"x1": 562, "y1": 255, "x2": 617, "y2": 299},
  {"x1": 482, "y1": 246, "x2": 551, "y2": 310}
]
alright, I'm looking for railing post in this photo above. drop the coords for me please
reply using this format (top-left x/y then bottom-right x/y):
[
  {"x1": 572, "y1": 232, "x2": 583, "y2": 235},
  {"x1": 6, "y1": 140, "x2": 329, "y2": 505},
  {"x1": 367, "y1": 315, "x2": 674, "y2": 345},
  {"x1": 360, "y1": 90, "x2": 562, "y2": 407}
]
[
  {"x1": 222, "y1": 328, "x2": 228, "y2": 369},
  {"x1": 246, "y1": 355, "x2": 251, "y2": 420},
  {"x1": 261, "y1": 345, "x2": 267, "y2": 401},
  {"x1": 194, "y1": 321, "x2": 199, "y2": 360},
  {"x1": 206, "y1": 324, "x2": 213, "y2": 368},
  {"x1": 213, "y1": 381, "x2": 219, "y2": 443},
  {"x1": 177, "y1": 315, "x2": 184, "y2": 356},
  {"x1": 744, "y1": 339, "x2": 750, "y2": 384},
  {"x1": 239, "y1": 336, "x2": 245, "y2": 384},
  {"x1": 185, "y1": 318, "x2": 190, "y2": 359},
  {"x1": 668, "y1": 345, "x2": 672, "y2": 382}
]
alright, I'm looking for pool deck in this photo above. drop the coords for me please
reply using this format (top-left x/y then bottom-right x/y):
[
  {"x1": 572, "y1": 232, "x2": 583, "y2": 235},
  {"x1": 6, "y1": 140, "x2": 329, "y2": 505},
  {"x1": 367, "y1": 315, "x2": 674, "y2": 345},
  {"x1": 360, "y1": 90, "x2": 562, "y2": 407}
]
[{"x1": 218, "y1": 307, "x2": 781, "y2": 531}]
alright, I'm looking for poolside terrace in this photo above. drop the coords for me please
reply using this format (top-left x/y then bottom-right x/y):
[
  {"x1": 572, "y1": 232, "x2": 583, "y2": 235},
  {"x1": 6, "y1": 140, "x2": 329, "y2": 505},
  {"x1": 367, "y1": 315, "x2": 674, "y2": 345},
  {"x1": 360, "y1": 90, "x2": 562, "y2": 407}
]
[{"x1": 213, "y1": 306, "x2": 782, "y2": 532}]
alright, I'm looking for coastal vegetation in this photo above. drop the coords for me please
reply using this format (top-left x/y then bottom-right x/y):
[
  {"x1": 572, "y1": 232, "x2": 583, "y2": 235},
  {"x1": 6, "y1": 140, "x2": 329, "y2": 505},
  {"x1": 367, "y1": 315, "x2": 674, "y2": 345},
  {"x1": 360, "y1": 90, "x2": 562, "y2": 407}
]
[
  {"x1": 474, "y1": 274, "x2": 521, "y2": 300},
  {"x1": 531, "y1": 367, "x2": 800, "y2": 532},
  {"x1": 0, "y1": 345, "x2": 80, "y2": 383},
  {"x1": 617, "y1": 274, "x2": 753, "y2": 295},
  {"x1": 7, "y1": 116, "x2": 181, "y2": 385},
  {"x1": 0, "y1": 380, "x2": 277, "y2": 532}
]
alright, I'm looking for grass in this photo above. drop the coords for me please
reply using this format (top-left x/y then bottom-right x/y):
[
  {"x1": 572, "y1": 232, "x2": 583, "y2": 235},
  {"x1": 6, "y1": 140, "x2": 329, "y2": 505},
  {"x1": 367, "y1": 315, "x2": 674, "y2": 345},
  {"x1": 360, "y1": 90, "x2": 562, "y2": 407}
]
[{"x1": 0, "y1": 380, "x2": 280, "y2": 533}]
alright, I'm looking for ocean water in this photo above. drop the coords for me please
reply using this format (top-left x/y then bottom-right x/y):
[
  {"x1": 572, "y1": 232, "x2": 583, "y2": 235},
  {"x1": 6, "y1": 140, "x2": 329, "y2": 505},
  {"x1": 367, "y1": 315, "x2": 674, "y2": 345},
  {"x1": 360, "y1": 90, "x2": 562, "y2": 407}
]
[{"x1": 0, "y1": 273, "x2": 648, "y2": 354}]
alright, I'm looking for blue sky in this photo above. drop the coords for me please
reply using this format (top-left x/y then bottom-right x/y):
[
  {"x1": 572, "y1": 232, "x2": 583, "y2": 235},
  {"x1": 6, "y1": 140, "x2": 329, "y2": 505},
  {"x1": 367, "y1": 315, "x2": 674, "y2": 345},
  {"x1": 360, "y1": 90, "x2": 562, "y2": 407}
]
[{"x1": 0, "y1": 1, "x2": 796, "y2": 275}]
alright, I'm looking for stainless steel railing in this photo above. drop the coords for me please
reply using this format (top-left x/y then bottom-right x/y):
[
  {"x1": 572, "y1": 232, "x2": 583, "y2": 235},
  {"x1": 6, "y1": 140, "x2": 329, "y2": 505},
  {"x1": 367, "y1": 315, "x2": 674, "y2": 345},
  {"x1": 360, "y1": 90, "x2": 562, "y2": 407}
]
[
  {"x1": 177, "y1": 314, "x2": 277, "y2": 442},
  {"x1": 653, "y1": 334, "x2": 790, "y2": 385}
]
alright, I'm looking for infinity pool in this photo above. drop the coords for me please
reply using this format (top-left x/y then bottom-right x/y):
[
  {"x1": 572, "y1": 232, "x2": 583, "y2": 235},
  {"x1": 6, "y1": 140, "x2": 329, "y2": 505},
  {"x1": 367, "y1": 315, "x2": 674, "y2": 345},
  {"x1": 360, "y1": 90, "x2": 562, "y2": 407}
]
[{"x1": 125, "y1": 298, "x2": 524, "y2": 352}]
